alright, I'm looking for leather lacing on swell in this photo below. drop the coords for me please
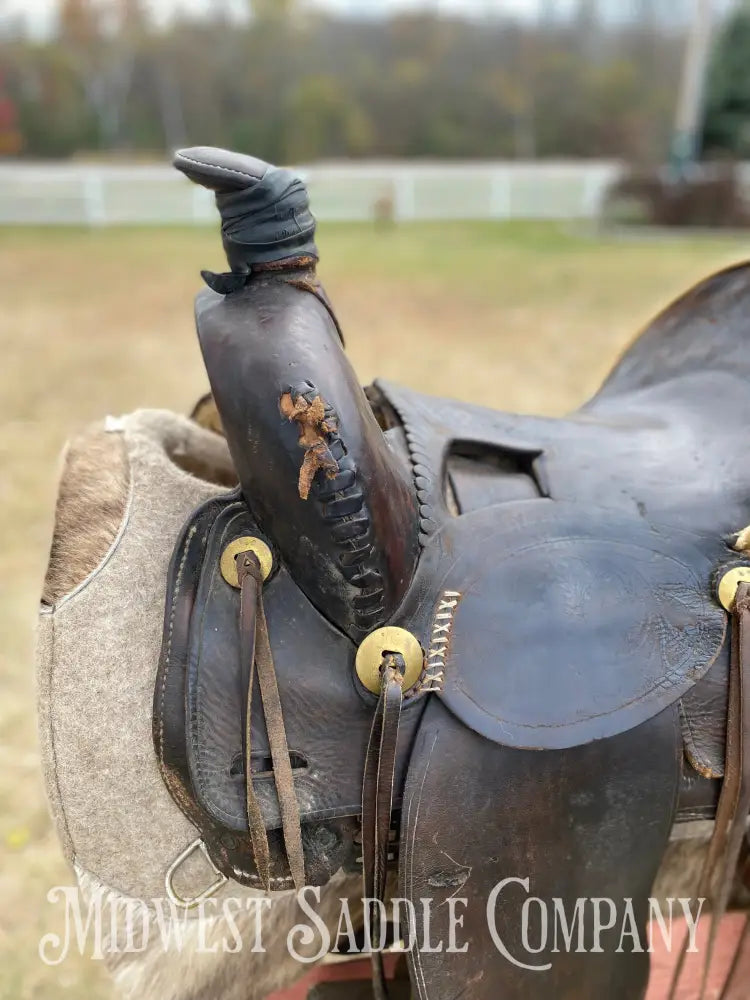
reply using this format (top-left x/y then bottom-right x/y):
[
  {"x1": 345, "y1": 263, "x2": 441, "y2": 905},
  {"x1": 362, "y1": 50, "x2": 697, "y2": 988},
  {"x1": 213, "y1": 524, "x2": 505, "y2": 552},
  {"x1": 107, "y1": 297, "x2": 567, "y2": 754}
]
[{"x1": 288, "y1": 381, "x2": 386, "y2": 637}]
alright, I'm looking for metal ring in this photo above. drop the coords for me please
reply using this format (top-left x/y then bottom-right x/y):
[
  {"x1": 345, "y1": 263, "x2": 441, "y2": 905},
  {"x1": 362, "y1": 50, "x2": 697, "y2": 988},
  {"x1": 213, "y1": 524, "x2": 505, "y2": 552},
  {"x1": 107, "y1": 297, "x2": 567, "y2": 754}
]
[
  {"x1": 355, "y1": 626, "x2": 424, "y2": 694},
  {"x1": 165, "y1": 838, "x2": 228, "y2": 910},
  {"x1": 717, "y1": 566, "x2": 750, "y2": 612},
  {"x1": 220, "y1": 536, "x2": 273, "y2": 588}
]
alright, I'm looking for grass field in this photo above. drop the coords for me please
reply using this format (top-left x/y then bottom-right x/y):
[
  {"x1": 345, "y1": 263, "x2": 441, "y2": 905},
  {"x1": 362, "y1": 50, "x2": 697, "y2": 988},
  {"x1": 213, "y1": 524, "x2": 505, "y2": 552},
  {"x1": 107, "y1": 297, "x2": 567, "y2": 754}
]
[{"x1": 1, "y1": 220, "x2": 749, "y2": 999}]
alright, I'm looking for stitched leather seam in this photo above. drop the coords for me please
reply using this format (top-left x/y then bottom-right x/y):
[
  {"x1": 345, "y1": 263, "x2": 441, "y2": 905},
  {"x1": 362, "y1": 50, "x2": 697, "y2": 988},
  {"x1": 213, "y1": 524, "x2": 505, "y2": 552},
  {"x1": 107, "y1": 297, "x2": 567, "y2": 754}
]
[
  {"x1": 177, "y1": 152, "x2": 262, "y2": 184},
  {"x1": 158, "y1": 524, "x2": 197, "y2": 767},
  {"x1": 412, "y1": 591, "x2": 460, "y2": 696},
  {"x1": 43, "y1": 609, "x2": 77, "y2": 859},
  {"x1": 231, "y1": 865, "x2": 291, "y2": 887}
]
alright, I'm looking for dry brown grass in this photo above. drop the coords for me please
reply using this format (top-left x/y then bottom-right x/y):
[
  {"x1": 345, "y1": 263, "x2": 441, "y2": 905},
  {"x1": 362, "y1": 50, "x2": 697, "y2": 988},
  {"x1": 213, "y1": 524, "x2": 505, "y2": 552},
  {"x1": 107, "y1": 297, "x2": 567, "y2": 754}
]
[{"x1": 1, "y1": 220, "x2": 748, "y2": 998}]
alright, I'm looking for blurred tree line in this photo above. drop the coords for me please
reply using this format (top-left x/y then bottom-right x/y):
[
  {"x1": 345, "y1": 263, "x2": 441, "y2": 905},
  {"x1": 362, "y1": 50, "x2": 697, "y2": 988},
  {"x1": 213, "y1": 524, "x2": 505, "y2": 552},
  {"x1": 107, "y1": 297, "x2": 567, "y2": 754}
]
[
  {"x1": 703, "y1": 2, "x2": 750, "y2": 159},
  {"x1": 0, "y1": 0, "x2": 747, "y2": 162}
]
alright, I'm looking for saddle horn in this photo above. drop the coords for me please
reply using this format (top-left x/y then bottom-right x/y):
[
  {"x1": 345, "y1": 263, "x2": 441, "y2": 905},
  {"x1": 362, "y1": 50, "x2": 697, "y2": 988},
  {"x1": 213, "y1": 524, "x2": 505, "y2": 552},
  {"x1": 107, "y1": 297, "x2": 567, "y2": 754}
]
[{"x1": 175, "y1": 147, "x2": 419, "y2": 642}]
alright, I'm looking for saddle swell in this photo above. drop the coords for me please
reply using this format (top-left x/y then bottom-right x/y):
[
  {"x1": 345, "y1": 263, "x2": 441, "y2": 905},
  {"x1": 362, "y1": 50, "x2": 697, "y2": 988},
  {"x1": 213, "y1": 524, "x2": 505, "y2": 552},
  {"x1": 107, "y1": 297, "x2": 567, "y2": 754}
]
[
  {"x1": 155, "y1": 146, "x2": 750, "y2": 998},
  {"x1": 193, "y1": 278, "x2": 419, "y2": 644}
]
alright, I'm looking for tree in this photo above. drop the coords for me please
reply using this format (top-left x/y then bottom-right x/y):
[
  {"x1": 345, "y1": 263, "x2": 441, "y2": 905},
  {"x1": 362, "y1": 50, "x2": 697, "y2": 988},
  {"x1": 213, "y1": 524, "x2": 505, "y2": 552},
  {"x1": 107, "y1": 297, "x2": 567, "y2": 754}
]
[
  {"x1": 0, "y1": 69, "x2": 22, "y2": 155},
  {"x1": 57, "y1": 0, "x2": 100, "y2": 47},
  {"x1": 250, "y1": 0, "x2": 298, "y2": 22},
  {"x1": 701, "y1": 3, "x2": 750, "y2": 157},
  {"x1": 284, "y1": 75, "x2": 372, "y2": 161},
  {"x1": 4, "y1": 4, "x2": 693, "y2": 163}
]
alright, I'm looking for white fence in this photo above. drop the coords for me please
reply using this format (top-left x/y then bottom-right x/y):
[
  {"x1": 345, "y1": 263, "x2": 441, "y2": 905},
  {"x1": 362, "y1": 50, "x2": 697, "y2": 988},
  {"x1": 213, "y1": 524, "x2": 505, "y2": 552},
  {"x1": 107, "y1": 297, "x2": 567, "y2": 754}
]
[
  {"x1": 1, "y1": 160, "x2": 749, "y2": 225},
  {"x1": 0, "y1": 160, "x2": 625, "y2": 225}
]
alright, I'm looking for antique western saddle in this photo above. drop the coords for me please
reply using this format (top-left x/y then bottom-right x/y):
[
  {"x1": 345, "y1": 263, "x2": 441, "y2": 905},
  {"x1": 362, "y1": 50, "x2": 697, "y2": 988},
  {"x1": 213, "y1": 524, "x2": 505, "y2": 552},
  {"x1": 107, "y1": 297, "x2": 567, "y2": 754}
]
[{"x1": 155, "y1": 147, "x2": 750, "y2": 999}]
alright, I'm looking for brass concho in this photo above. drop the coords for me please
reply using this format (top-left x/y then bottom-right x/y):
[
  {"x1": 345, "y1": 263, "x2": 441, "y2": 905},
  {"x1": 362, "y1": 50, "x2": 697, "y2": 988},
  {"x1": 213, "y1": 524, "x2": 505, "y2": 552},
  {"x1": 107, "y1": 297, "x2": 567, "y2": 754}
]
[
  {"x1": 717, "y1": 565, "x2": 750, "y2": 612},
  {"x1": 220, "y1": 536, "x2": 274, "y2": 588},
  {"x1": 355, "y1": 626, "x2": 424, "y2": 694}
]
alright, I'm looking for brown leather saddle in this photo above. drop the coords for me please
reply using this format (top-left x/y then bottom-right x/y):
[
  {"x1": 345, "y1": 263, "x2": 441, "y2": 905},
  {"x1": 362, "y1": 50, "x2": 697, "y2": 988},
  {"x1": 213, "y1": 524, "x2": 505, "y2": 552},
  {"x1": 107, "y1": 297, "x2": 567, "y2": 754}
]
[{"x1": 154, "y1": 147, "x2": 750, "y2": 999}]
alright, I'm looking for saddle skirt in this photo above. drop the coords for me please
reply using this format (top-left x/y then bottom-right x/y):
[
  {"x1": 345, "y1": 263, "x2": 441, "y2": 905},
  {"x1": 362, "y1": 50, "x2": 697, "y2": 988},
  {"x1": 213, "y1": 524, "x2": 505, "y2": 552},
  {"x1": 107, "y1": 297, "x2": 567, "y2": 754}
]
[{"x1": 153, "y1": 147, "x2": 750, "y2": 1000}]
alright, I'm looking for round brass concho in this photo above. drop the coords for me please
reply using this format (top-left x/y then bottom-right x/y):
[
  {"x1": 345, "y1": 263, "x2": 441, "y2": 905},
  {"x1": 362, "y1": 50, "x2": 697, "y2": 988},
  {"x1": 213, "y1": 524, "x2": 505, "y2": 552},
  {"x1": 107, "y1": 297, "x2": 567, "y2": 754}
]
[
  {"x1": 355, "y1": 626, "x2": 424, "y2": 694},
  {"x1": 220, "y1": 536, "x2": 274, "y2": 588},
  {"x1": 717, "y1": 565, "x2": 750, "y2": 612}
]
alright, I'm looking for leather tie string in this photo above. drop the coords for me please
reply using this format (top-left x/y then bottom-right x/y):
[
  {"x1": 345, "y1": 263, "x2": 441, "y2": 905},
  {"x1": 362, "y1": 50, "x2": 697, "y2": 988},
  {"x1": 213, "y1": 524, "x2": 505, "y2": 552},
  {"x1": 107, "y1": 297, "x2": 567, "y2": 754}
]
[
  {"x1": 237, "y1": 551, "x2": 306, "y2": 891},
  {"x1": 361, "y1": 652, "x2": 405, "y2": 1000},
  {"x1": 669, "y1": 581, "x2": 750, "y2": 1000}
]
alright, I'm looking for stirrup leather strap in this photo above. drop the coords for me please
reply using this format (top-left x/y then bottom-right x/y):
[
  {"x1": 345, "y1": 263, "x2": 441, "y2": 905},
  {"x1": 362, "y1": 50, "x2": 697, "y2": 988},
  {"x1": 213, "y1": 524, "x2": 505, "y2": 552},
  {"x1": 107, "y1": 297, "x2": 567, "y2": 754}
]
[
  {"x1": 362, "y1": 653, "x2": 405, "y2": 1000},
  {"x1": 238, "y1": 551, "x2": 306, "y2": 891}
]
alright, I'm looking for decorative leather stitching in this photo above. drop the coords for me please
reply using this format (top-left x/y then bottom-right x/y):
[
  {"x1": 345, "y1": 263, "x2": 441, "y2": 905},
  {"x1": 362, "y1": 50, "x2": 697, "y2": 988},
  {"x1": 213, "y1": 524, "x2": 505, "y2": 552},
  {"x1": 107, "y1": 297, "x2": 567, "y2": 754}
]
[
  {"x1": 43, "y1": 610, "x2": 77, "y2": 860},
  {"x1": 414, "y1": 590, "x2": 461, "y2": 695},
  {"x1": 177, "y1": 152, "x2": 262, "y2": 184},
  {"x1": 158, "y1": 524, "x2": 197, "y2": 769},
  {"x1": 231, "y1": 865, "x2": 291, "y2": 887},
  {"x1": 378, "y1": 388, "x2": 440, "y2": 547}
]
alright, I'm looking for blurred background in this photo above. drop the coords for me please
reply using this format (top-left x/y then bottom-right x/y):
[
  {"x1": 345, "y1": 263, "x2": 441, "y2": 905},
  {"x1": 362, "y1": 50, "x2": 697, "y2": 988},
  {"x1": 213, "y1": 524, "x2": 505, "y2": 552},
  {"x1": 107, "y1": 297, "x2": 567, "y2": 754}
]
[
  {"x1": 1, "y1": 0, "x2": 750, "y2": 221},
  {"x1": 1, "y1": 1, "x2": 750, "y2": 998}
]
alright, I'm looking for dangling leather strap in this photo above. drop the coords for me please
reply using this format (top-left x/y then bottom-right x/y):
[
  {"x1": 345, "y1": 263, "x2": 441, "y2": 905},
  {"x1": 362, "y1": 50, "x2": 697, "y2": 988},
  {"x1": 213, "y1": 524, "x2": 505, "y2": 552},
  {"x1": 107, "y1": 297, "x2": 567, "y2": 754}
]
[
  {"x1": 362, "y1": 653, "x2": 405, "y2": 1000},
  {"x1": 238, "y1": 552, "x2": 306, "y2": 891},
  {"x1": 669, "y1": 581, "x2": 750, "y2": 999},
  {"x1": 712, "y1": 583, "x2": 750, "y2": 997},
  {"x1": 238, "y1": 552, "x2": 272, "y2": 889}
]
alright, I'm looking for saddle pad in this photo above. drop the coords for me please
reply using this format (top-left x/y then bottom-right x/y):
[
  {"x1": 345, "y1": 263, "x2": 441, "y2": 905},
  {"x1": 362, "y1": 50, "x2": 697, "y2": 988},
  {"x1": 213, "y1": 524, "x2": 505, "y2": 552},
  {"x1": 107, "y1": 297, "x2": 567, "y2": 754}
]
[{"x1": 393, "y1": 500, "x2": 727, "y2": 750}]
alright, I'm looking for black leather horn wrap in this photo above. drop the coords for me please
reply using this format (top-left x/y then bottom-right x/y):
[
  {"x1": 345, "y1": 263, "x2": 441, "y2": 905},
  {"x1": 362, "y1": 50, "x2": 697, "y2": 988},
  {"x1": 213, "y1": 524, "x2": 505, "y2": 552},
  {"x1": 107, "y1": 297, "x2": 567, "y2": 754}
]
[{"x1": 174, "y1": 146, "x2": 317, "y2": 268}]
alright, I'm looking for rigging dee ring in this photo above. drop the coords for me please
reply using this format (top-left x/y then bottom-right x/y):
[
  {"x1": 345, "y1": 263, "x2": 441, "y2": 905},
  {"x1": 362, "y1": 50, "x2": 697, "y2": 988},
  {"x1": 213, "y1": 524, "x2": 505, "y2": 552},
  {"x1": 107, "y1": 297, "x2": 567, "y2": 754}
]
[{"x1": 165, "y1": 839, "x2": 228, "y2": 910}]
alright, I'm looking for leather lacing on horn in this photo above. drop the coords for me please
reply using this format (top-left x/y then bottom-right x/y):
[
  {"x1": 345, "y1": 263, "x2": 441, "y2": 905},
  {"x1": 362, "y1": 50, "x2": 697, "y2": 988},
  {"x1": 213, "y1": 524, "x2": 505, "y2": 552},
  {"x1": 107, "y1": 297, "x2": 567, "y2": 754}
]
[
  {"x1": 362, "y1": 652, "x2": 406, "y2": 1000},
  {"x1": 237, "y1": 550, "x2": 306, "y2": 891}
]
